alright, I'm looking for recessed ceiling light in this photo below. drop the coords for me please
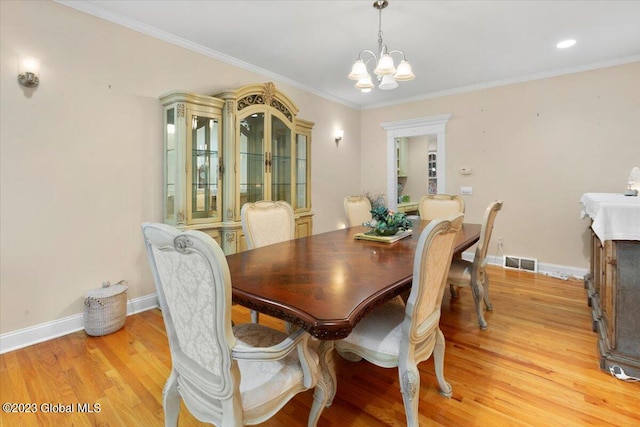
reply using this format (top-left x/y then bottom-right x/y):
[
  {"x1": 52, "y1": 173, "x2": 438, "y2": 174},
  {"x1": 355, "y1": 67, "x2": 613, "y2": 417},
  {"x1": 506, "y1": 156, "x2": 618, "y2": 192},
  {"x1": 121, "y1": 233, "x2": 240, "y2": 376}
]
[{"x1": 556, "y1": 39, "x2": 576, "y2": 49}]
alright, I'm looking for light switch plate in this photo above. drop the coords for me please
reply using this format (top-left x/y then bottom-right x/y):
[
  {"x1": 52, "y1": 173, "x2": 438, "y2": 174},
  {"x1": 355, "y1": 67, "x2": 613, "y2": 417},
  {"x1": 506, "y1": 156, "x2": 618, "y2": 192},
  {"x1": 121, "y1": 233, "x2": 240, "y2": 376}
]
[{"x1": 460, "y1": 186, "x2": 473, "y2": 195}]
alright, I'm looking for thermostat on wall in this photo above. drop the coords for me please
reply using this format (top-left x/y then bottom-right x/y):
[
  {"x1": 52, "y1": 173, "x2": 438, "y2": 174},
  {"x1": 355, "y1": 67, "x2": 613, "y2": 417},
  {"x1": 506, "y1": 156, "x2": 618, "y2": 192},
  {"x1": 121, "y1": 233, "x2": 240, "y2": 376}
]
[{"x1": 460, "y1": 167, "x2": 472, "y2": 175}]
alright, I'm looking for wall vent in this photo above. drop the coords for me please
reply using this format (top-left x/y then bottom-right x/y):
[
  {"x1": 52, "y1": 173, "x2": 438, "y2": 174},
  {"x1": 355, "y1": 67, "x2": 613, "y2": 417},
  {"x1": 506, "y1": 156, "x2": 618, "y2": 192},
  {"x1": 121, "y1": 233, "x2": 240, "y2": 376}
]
[{"x1": 503, "y1": 255, "x2": 538, "y2": 272}]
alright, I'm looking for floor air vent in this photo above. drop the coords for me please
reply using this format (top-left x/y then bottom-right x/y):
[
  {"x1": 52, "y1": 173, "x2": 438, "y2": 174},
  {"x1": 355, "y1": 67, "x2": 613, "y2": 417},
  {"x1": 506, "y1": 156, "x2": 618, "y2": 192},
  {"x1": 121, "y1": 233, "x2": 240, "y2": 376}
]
[{"x1": 503, "y1": 255, "x2": 538, "y2": 272}]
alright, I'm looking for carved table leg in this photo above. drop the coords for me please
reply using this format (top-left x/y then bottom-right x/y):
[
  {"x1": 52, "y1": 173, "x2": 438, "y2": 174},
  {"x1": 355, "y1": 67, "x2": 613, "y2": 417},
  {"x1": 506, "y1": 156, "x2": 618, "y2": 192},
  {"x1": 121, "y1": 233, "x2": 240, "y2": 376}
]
[{"x1": 318, "y1": 340, "x2": 337, "y2": 406}]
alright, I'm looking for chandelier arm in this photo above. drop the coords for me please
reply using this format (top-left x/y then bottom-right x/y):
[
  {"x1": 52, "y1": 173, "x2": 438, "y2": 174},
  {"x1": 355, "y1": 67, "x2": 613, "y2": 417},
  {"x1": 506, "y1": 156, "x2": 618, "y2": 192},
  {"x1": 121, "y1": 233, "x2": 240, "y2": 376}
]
[
  {"x1": 386, "y1": 49, "x2": 408, "y2": 60},
  {"x1": 357, "y1": 49, "x2": 378, "y2": 62}
]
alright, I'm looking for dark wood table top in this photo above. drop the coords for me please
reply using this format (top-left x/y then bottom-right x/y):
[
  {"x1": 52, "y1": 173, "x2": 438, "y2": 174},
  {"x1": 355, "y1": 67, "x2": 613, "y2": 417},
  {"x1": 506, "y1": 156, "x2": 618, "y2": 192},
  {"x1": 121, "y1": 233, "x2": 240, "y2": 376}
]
[{"x1": 228, "y1": 221, "x2": 481, "y2": 340}]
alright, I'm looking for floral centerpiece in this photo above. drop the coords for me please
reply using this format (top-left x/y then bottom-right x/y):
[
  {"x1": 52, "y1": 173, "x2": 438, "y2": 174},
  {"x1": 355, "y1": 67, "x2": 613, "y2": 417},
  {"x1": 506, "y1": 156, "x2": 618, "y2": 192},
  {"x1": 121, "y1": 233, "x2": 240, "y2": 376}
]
[{"x1": 364, "y1": 206, "x2": 413, "y2": 236}]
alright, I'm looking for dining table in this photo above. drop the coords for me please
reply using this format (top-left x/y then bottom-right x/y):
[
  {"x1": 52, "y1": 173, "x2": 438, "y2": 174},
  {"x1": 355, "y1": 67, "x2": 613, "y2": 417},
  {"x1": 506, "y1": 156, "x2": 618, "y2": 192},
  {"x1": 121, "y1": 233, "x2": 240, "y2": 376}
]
[
  {"x1": 226, "y1": 219, "x2": 481, "y2": 403},
  {"x1": 228, "y1": 220, "x2": 480, "y2": 339}
]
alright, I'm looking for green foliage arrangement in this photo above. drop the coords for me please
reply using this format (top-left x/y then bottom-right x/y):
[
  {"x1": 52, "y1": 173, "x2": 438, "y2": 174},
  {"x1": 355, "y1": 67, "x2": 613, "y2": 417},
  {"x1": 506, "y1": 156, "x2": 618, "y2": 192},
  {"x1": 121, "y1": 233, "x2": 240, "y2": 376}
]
[{"x1": 364, "y1": 206, "x2": 413, "y2": 236}]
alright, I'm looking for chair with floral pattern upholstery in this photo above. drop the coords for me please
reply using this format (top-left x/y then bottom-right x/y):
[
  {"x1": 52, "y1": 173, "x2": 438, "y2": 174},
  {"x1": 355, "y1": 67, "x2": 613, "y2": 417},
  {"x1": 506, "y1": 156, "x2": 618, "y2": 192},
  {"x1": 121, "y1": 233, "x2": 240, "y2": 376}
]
[{"x1": 142, "y1": 222, "x2": 328, "y2": 427}]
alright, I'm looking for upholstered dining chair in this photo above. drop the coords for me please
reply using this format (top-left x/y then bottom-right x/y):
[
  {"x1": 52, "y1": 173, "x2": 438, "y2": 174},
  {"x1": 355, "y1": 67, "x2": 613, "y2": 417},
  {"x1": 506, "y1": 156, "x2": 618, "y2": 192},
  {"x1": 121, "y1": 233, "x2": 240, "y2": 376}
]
[
  {"x1": 343, "y1": 195, "x2": 372, "y2": 227},
  {"x1": 241, "y1": 200, "x2": 295, "y2": 250},
  {"x1": 142, "y1": 222, "x2": 328, "y2": 427},
  {"x1": 418, "y1": 194, "x2": 465, "y2": 220},
  {"x1": 335, "y1": 214, "x2": 464, "y2": 427},
  {"x1": 241, "y1": 200, "x2": 295, "y2": 323},
  {"x1": 447, "y1": 200, "x2": 503, "y2": 329}
]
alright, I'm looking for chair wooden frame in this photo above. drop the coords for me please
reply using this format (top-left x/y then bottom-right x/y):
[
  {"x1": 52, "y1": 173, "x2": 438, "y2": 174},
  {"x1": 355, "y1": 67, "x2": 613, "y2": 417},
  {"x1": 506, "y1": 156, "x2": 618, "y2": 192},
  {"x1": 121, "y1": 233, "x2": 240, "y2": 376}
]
[{"x1": 448, "y1": 200, "x2": 503, "y2": 329}]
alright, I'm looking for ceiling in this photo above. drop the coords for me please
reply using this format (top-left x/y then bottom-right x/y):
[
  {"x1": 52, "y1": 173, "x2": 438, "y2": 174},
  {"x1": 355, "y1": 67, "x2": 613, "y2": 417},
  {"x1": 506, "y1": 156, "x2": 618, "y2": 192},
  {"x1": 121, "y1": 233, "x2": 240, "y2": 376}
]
[{"x1": 58, "y1": 0, "x2": 640, "y2": 109}]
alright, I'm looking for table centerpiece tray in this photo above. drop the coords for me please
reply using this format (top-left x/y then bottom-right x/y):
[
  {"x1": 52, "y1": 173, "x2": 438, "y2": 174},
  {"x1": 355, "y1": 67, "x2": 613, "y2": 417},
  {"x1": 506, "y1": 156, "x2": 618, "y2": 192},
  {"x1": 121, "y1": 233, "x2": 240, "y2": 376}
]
[{"x1": 354, "y1": 229, "x2": 413, "y2": 243}]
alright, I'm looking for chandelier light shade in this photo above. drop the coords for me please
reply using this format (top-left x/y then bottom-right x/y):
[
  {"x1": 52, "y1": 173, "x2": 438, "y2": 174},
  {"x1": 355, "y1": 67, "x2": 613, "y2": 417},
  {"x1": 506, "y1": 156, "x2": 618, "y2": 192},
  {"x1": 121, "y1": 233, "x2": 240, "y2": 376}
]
[
  {"x1": 374, "y1": 52, "x2": 396, "y2": 76},
  {"x1": 348, "y1": 0, "x2": 415, "y2": 93},
  {"x1": 379, "y1": 74, "x2": 399, "y2": 90},
  {"x1": 355, "y1": 75, "x2": 374, "y2": 91},
  {"x1": 394, "y1": 60, "x2": 415, "y2": 81},
  {"x1": 348, "y1": 60, "x2": 369, "y2": 80}
]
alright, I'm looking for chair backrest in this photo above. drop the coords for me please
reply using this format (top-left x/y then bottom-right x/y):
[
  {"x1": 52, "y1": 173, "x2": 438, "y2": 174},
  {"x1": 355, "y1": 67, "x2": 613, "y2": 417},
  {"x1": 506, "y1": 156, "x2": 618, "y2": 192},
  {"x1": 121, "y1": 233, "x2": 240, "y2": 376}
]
[
  {"x1": 473, "y1": 200, "x2": 503, "y2": 272},
  {"x1": 241, "y1": 200, "x2": 295, "y2": 249},
  {"x1": 418, "y1": 194, "x2": 465, "y2": 220},
  {"x1": 344, "y1": 195, "x2": 372, "y2": 227},
  {"x1": 141, "y1": 223, "x2": 238, "y2": 419},
  {"x1": 404, "y1": 214, "x2": 464, "y2": 339}
]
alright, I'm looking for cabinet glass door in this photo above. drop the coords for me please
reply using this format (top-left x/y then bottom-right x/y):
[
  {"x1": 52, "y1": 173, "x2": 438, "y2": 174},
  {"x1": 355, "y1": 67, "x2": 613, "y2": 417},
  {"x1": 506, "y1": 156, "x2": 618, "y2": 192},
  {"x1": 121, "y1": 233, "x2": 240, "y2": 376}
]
[
  {"x1": 239, "y1": 113, "x2": 265, "y2": 206},
  {"x1": 295, "y1": 133, "x2": 307, "y2": 209},
  {"x1": 191, "y1": 115, "x2": 221, "y2": 220},
  {"x1": 428, "y1": 151, "x2": 437, "y2": 194},
  {"x1": 165, "y1": 107, "x2": 177, "y2": 222},
  {"x1": 271, "y1": 116, "x2": 292, "y2": 203}
]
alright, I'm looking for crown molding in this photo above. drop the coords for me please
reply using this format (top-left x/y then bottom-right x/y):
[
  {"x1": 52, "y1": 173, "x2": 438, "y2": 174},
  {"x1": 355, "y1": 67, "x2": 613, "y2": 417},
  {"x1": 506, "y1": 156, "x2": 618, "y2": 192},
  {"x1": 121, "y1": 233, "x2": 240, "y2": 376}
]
[
  {"x1": 364, "y1": 56, "x2": 640, "y2": 110},
  {"x1": 54, "y1": 0, "x2": 361, "y2": 110},
  {"x1": 55, "y1": 1, "x2": 640, "y2": 112}
]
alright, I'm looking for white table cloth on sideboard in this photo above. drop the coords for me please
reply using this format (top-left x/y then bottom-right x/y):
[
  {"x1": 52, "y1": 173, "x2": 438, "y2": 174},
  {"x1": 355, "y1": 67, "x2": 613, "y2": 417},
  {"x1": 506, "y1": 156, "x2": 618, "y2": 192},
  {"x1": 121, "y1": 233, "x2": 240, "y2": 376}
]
[
  {"x1": 580, "y1": 193, "x2": 640, "y2": 378},
  {"x1": 580, "y1": 193, "x2": 640, "y2": 242}
]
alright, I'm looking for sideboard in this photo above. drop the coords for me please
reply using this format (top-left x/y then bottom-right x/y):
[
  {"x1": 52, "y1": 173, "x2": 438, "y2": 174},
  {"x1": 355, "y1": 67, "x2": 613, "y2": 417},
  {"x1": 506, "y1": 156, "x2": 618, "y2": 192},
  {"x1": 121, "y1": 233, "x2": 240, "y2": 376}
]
[{"x1": 581, "y1": 193, "x2": 640, "y2": 378}]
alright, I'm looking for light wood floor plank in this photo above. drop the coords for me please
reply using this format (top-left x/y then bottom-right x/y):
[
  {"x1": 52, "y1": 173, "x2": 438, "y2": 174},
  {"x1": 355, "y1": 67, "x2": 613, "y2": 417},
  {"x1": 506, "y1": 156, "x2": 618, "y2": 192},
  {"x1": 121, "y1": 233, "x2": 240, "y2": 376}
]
[{"x1": 1, "y1": 266, "x2": 638, "y2": 426}]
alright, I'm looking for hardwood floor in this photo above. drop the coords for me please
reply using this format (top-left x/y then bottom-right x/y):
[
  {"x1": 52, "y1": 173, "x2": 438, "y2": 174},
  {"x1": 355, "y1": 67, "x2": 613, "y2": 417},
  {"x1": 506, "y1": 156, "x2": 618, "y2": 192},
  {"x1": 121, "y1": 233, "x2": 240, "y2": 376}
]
[{"x1": 1, "y1": 266, "x2": 638, "y2": 426}]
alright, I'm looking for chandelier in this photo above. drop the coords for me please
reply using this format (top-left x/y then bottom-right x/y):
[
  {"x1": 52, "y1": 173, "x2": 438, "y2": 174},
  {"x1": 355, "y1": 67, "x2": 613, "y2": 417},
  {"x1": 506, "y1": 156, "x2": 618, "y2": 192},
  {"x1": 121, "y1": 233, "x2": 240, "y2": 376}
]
[{"x1": 348, "y1": 0, "x2": 415, "y2": 92}]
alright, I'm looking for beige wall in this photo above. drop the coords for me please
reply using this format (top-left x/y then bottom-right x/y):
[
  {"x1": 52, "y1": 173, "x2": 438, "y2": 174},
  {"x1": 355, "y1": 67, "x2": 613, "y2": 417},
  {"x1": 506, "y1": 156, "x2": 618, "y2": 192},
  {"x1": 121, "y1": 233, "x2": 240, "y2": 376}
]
[
  {"x1": 1, "y1": 1, "x2": 639, "y2": 337},
  {"x1": 0, "y1": 1, "x2": 360, "y2": 334},
  {"x1": 361, "y1": 62, "x2": 640, "y2": 269}
]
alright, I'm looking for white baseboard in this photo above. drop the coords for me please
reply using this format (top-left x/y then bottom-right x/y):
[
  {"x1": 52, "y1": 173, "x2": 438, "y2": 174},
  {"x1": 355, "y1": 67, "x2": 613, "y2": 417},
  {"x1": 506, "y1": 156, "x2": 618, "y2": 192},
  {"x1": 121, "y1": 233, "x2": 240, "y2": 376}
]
[
  {"x1": 462, "y1": 252, "x2": 588, "y2": 280},
  {"x1": 0, "y1": 256, "x2": 589, "y2": 355},
  {"x1": 0, "y1": 293, "x2": 158, "y2": 355}
]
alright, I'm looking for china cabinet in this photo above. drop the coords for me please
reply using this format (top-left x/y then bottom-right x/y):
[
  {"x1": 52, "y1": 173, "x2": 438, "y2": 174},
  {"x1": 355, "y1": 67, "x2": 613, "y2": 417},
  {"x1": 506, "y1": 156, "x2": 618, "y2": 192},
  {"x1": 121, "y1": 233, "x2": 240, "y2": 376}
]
[
  {"x1": 161, "y1": 92, "x2": 224, "y2": 244},
  {"x1": 295, "y1": 119, "x2": 313, "y2": 237},
  {"x1": 428, "y1": 151, "x2": 437, "y2": 194},
  {"x1": 161, "y1": 83, "x2": 313, "y2": 254}
]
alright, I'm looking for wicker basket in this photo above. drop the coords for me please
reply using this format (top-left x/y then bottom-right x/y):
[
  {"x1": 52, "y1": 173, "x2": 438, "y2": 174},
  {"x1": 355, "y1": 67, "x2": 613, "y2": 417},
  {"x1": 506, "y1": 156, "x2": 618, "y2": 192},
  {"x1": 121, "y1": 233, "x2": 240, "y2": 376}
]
[{"x1": 83, "y1": 280, "x2": 128, "y2": 336}]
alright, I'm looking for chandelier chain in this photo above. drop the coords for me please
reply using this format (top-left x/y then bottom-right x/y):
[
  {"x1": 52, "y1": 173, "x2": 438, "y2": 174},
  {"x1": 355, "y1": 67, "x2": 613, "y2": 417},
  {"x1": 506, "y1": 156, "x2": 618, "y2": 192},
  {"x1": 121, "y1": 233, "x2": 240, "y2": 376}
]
[{"x1": 378, "y1": 3, "x2": 384, "y2": 52}]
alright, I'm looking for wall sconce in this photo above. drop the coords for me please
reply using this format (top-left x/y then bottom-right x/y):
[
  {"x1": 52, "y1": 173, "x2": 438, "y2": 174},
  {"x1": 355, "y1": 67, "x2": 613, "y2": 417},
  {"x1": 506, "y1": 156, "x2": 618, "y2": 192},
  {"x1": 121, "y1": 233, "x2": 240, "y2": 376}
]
[
  {"x1": 335, "y1": 130, "x2": 344, "y2": 143},
  {"x1": 18, "y1": 55, "x2": 41, "y2": 88}
]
